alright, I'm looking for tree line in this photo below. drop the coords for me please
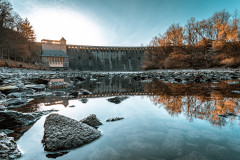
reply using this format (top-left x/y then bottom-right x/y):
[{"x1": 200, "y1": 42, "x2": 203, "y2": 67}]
[
  {"x1": 144, "y1": 9, "x2": 240, "y2": 69},
  {"x1": 0, "y1": 0, "x2": 40, "y2": 64}
]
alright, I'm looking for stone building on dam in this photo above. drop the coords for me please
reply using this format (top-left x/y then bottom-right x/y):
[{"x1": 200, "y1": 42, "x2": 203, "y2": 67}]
[{"x1": 41, "y1": 38, "x2": 146, "y2": 71}]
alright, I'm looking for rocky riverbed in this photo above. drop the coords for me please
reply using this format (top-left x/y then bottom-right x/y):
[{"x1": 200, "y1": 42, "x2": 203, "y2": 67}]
[{"x1": 0, "y1": 67, "x2": 240, "y2": 159}]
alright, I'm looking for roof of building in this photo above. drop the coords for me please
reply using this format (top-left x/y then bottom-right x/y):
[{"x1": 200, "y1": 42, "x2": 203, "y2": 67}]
[
  {"x1": 60, "y1": 37, "x2": 66, "y2": 41},
  {"x1": 41, "y1": 50, "x2": 69, "y2": 57}
]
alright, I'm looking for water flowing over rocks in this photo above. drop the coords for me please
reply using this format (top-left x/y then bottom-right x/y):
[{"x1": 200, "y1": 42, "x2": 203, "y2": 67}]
[
  {"x1": 42, "y1": 113, "x2": 101, "y2": 152},
  {"x1": 0, "y1": 132, "x2": 21, "y2": 160},
  {"x1": 80, "y1": 114, "x2": 102, "y2": 128}
]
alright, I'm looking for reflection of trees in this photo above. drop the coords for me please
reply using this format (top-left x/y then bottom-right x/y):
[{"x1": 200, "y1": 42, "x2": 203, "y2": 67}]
[{"x1": 145, "y1": 80, "x2": 240, "y2": 127}]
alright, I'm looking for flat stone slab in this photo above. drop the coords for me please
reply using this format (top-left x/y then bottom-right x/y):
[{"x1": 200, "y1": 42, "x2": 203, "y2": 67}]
[{"x1": 42, "y1": 114, "x2": 101, "y2": 152}]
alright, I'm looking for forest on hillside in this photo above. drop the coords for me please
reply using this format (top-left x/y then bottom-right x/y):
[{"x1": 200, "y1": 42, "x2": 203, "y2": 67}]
[
  {"x1": 0, "y1": 0, "x2": 40, "y2": 64},
  {"x1": 143, "y1": 9, "x2": 240, "y2": 69}
]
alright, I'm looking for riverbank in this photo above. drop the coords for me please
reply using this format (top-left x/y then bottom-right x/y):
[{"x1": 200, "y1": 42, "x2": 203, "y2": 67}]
[{"x1": 0, "y1": 59, "x2": 48, "y2": 70}]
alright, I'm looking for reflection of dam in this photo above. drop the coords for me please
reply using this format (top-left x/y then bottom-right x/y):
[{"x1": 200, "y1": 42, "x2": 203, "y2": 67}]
[{"x1": 76, "y1": 76, "x2": 149, "y2": 97}]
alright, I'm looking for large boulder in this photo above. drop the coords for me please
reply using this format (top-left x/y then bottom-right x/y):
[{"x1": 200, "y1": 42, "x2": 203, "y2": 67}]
[
  {"x1": 0, "y1": 132, "x2": 21, "y2": 159},
  {"x1": 42, "y1": 114, "x2": 101, "y2": 152},
  {"x1": 80, "y1": 114, "x2": 102, "y2": 128}
]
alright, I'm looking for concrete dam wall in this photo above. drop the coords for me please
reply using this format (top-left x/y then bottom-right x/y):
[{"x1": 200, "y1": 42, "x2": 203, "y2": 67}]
[{"x1": 67, "y1": 45, "x2": 146, "y2": 71}]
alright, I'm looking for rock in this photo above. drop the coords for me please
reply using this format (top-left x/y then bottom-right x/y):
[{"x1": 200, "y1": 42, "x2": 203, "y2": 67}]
[
  {"x1": 7, "y1": 92, "x2": 26, "y2": 98},
  {"x1": 75, "y1": 77, "x2": 86, "y2": 81},
  {"x1": 0, "y1": 129, "x2": 14, "y2": 135},
  {"x1": 26, "y1": 91, "x2": 52, "y2": 98},
  {"x1": 80, "y1": 114, "x2": 102, "y2": 128},
  {"x1": 106, "y1": 117, "x2": 124, "y2": 122},
  {"x1": 53, "y1": 91, "x2": 66, "y2": 96},
  {"x1": 0, "y1": 110, "x2": 58, "y2": 130},
  {"x1": 79, "y1": 98, "x2": 88, "y2": 103},
  {"x1": 0, "y1": 92, "x2": 6, "y2": 100},
  {"x1": 80, "y1": 89, "x2": 92, "y2": 95},
  {"x1": 68, "y1": 105, "x2": 75, "y2": 108},
  {"x1": 227, "y1": 81, "x2": 239, "y2": 84},
  {"x1": 42, "y1": 114, "x2": 101, "y2": 152},
  {"x1": 46, "y1": 151, "x2": 69, "y2": 159},
  {"x1": 107, "y1": 96, "x2": 128, "y2": 104},
  {"x1": 0, "y1": 105, "x2": 7, "y2": 111},
  {"x1": 218, "y1": 112, "x2": 237, "y2": 117},
  {"x1": 0, "y1": 79, "x2": 3, "y2": 85},
  {"x1": 0, "y1": 85, "x2": 18, "y2": 94},
  {"x1": 30, "y1": 78, "x2": 49, "y2": 85},
  {"x1": 25, "y1": 84, "x2": 46, "y2": 91},
  {"x1": 4, "y1": 98, "x2": 28, "y2": 108},
  {"x1": 69, "y1": 91, "x2": 79, "y2": 98},
  {"x1": 16, "y1": 83, "x2": 26, "y2": 90},
  {"x1": 0, "y1": 132, "x2": 21, "y2": 159},
  {"x1": 232, "y1": 90, "x2": 240, "y2": 94}
]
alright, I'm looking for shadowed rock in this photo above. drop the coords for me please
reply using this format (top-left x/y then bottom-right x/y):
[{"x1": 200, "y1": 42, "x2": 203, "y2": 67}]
[
  {"x1": 0, "y1": 110, "x2": 58, "y2": 130},
  {"x1": 29, "y1": 78, "x2": 49, "y2": 85},
  {"x1": 80, "y1": 89, "x2": 92, "y2": 95},
  {"x1": 80, "y1": 114, "x2": 102, "y2": 128},
  {"x1": 218, "y1": 112, "x2": 237, "y2": 117},
  {"x1": 0, "y1": 132, "x2": 21, "y2": 159},
  {"x1": 69, "y1": 91, "x2": 79, "y2": 98},
  {"x1": 0, "y1": 85, "x2": 18, "y2": 94},
  {"x1": 107, "y1": 96, "x2": 128, "y2": 104},
  {"x1": 106, "y1": 117, "x2": 124, "y2": 122},
  {"x1": 79, "y1": 98, "x2": 88, "y2": 103},
  {"x1": 42, "y1": 114, "x2": 101, "y2": 152},
  {"x1": 46, "y1": 151, "x2": 69, "y2": 159}
]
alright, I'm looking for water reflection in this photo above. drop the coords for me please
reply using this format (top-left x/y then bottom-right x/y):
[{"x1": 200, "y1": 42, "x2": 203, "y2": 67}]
[
  {"x1": 13, "y1": 76, "x2": 240, "y2": 160},
  {"x1": 145, "y1": 80, "x2": 240, "y2": 127},
  {"x1": 11, "y1": 76, "x2": 240, "y2": 128}
]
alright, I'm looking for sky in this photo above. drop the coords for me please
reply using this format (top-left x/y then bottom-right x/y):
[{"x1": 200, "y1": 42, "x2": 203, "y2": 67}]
[{"x1": 10, "y1": 0, "x2": 240, "y2": 46}]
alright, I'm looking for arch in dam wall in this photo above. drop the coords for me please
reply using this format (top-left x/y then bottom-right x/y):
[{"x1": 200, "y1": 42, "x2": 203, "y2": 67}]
[{"x1": 66, "y1": 45, "x2": 146, "y2": 71}]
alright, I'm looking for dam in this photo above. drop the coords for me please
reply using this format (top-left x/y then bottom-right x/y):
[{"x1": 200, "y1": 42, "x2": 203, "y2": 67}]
[{"x1": 41, "y1": 38, "x2": 146, "y2": 71}]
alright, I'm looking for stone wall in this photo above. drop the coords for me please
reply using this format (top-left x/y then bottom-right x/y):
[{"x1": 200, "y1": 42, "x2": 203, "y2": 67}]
[{"x1": 67, "y1": 45, "x2": 146, "y2": 71}]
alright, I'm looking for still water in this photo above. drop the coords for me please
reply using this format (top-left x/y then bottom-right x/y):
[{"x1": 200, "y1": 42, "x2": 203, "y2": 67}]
[{"x1": 14, "y1": 76, "x2": 240, "y2": 160}]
